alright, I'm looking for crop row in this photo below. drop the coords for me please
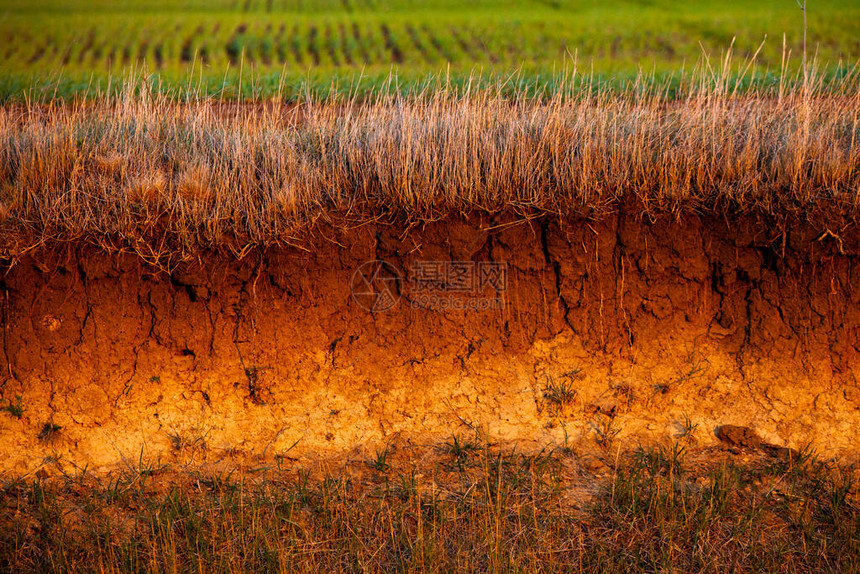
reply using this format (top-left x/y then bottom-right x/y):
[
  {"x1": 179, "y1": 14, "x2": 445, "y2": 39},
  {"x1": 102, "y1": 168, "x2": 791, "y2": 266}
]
[
  {"x1": 1, "y1": 17, "x2": 594, "y2": 74},
  {"x1": 2, "y1": 2, "x2": 859, "y2": 79}
]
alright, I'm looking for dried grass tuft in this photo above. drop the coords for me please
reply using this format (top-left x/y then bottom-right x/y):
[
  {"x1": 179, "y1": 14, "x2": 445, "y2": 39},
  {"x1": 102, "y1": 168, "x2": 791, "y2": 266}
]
[{"x1": 1, "y1": 63, "x2": 858, "y2": 263}]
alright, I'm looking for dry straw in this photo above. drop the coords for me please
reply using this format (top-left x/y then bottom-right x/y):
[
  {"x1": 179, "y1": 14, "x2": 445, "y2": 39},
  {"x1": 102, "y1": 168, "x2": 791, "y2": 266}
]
[{"x1": 0, "y1": 56, "x2": 858, "y2": 263}]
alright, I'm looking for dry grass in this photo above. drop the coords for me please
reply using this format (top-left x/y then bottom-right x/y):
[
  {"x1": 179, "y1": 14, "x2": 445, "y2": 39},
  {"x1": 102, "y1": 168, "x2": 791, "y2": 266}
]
[
  {"x1": 1, "y1": 443, "x2": 858, "y2": 572},
  {"x1": 0, "y1": 64, "x2": 858, "y2": 264}
]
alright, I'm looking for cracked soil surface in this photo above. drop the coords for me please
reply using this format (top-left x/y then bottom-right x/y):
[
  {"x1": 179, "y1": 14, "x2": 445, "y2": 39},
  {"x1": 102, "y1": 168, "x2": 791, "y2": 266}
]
[{"x1": 2, "y1": 204, "x2": 860, "y2": 474}]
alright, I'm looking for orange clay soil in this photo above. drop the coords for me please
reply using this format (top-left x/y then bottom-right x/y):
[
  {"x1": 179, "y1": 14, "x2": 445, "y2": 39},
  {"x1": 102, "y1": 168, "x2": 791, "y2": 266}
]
[{"x1": 1, "y1": 201, "x2": 859, "y2": 475}]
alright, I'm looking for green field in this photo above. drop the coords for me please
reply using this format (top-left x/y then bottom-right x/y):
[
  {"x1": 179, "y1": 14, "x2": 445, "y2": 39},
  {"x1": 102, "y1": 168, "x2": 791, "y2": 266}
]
[{"x1": 1, "y1": 0, "x2": 859, "y2": 98}]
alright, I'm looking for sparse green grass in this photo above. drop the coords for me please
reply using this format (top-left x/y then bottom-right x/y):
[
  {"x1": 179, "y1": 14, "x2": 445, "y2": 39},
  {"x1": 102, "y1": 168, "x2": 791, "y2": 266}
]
[
  {"x1": 592, "y1": 413, "x2": 622, "y2": 450},
  {"x1": 0, "y1": 395, "x2": 24, "y2": 419},
  {"x1": 677, "y1": 413, "x2": 699, "y2": 440},
  {"x1": 0, "y1": 0, "x2": 858, "y2": 100},
  {"x1": 1, "y1": 444, "x2": 858, "y2": 572},
  {"x1": 543, "y1": 371, "x2": 580, "y2": 410},
  {"x1": 367, "y1": 441, "x2": 392, "y2": 472},
  {"x1": 444, "y1": 434, "x2": 482, "y2": 470}
]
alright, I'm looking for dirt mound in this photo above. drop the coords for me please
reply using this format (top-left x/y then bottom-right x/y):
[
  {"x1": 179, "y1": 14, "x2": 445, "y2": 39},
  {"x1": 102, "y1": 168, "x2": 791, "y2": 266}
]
[{"x1": 2, "y1": 204, "x2": 859, "y2": 475}]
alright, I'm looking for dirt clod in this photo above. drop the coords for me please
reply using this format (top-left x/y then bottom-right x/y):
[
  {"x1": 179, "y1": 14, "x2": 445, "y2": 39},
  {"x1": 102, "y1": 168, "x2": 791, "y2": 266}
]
[{"x1": 715, "y1": 425, "x2": 763, "y2": 449}]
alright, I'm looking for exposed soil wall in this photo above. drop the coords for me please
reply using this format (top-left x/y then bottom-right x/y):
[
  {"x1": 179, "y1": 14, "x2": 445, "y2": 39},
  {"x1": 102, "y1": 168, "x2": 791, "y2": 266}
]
[{"x1": 2, "y1": 204, "x2": 860, "y2": 475}]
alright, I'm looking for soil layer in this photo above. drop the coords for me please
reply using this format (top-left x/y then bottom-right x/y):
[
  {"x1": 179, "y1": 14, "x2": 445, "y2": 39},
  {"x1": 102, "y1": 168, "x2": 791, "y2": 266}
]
[{"x1": 3, "y1": 204, "x2": 860, "y2": 474}]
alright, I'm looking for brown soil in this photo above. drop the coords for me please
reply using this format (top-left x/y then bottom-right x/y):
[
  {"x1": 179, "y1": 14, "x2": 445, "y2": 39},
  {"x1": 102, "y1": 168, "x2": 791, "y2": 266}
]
[{"x1": 2, "y1": 202, "x2": 859, "y2": 475}]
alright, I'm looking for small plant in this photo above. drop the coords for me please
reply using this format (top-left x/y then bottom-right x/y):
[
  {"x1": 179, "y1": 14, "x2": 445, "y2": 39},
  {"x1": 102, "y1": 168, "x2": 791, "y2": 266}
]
[
  {"x1": 676, "y1": 349, "x2": 710, "y2": 385},
  {"x1": 654, "y1": 351, "x2": 711, "y2": 396},
  {"x1": 632, "y1": 442, "x2": 686, "y2": 479},
  {"x1": 128, "y1": 447, "x2": 167, "y2": 496},
  {"x1": 397, "y1": 469, "x2": 418, "y2": 501},
  {"x1": 543, "y1": 375, "x2": 578, "y2": 410},
  {"x1": 38, "y1": 422, "x2": 62, "y2": 441},
  {"x1": 765, "y1": 442, "x2": 820, "y2": 479},
  {"x1": 367, "y1": 442, "x2": 392, "y2": 473},
  {"x1": 2, "y1": 395, "x2": 25, "y2": 419},
  {"x1": 445, "y1": 435, "x2": 481, "y2": 470},
  {"x1": 824, "y1": 473, "x2": 854, "y2": 524},
  {"x1": 677, "y1": 413, "x2": 699, "y2": 440},
  {"x1": 592, "y1": 414, "x2": 621, "y2": 449},
  {"x1": 558, "y1": 420, "x2": 573, "y2": 453}
]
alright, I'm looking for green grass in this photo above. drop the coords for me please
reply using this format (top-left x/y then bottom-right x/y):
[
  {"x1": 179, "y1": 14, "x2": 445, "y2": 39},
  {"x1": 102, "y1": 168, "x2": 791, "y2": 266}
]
[
  {"x1": 1, "y1": 0, "x2": 858, "y2": 100},
  {"x1": 0, "y1": 395, "x2": 24, "y2": 419},
  {"x1": 2, "y1": 444, "x2": 858, "y2": 572}
]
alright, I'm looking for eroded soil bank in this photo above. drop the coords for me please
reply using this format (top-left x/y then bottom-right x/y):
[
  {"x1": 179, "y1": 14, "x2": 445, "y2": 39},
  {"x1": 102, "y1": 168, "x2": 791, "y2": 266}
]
[{"x1": 2, "y1": 205, "x2": 860, "y2": 475}]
